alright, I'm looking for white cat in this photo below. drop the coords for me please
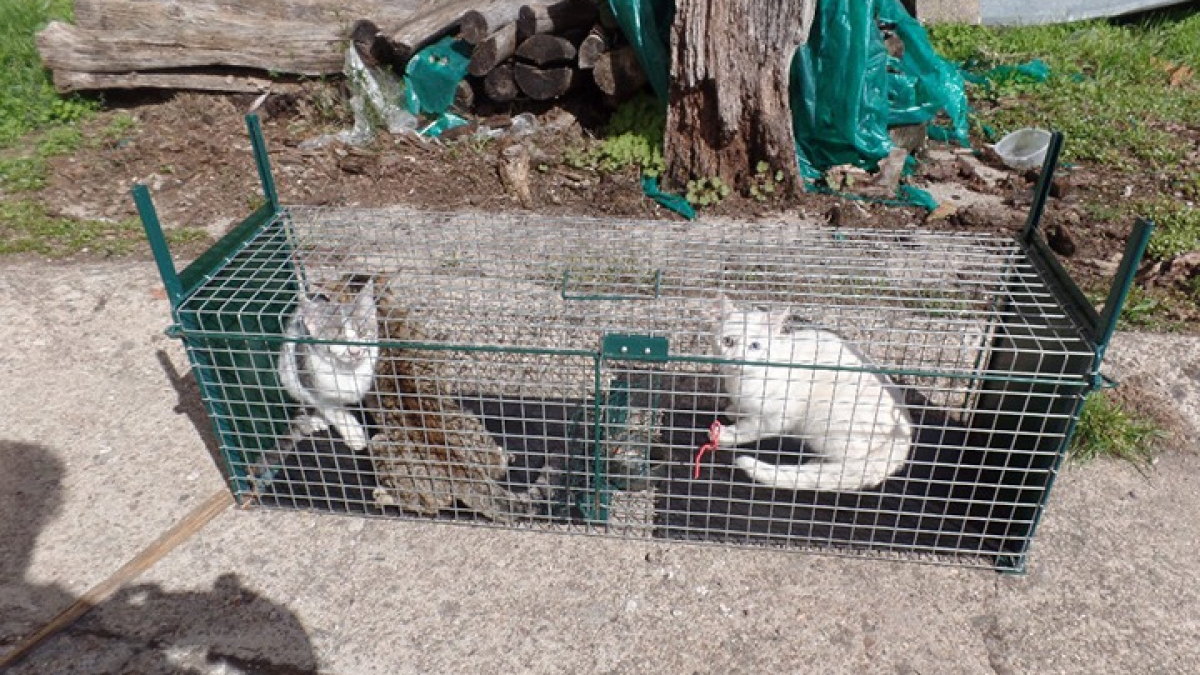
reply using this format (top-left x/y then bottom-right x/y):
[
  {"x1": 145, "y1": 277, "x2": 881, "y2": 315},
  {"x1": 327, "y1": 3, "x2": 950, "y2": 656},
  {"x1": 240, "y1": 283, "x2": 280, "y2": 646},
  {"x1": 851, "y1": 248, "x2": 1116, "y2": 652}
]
[
  {"x1": 714, "y1": 297, "x2": 912, "y2": 492},
  {"x1": 277, "y1": 275, "x2": 379, "y2": 451}
]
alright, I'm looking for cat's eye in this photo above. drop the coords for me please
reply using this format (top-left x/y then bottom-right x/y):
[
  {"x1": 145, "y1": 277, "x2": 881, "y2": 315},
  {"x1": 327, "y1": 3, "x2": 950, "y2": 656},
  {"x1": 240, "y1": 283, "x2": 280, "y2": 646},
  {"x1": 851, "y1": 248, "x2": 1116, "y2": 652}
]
[
  {"x1": 722, "y1": 337, "x2": 736, "y2": 348},
  {"x1": 749, "y1": 341, "x2": 762, "y2": 350}
]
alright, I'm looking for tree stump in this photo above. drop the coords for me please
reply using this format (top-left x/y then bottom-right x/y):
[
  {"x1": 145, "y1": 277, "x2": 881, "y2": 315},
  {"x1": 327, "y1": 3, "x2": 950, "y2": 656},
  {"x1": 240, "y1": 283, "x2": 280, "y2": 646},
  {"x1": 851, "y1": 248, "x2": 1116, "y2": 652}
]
[{"x1": 663, "y1": 0, "x2": 815, "y2": 196}]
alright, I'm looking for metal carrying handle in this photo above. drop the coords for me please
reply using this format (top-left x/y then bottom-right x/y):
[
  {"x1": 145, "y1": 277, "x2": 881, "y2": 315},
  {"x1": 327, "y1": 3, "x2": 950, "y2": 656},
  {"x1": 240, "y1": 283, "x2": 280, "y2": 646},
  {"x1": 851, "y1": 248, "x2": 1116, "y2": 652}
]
[
  {"x1": 132, "y1": 114, "x2": 281, "y2": 309},
  {"x1": 1015, "y1": 130, "x2": 1155, "y2": 353}
]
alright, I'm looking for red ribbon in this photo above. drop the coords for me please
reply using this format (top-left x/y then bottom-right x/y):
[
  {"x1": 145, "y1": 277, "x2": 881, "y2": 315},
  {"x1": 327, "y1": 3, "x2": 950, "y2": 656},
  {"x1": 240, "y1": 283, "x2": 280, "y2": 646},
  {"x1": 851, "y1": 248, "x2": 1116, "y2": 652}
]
[{"x1": 693, "y1": 420, "x2": 722, "y2": 479}]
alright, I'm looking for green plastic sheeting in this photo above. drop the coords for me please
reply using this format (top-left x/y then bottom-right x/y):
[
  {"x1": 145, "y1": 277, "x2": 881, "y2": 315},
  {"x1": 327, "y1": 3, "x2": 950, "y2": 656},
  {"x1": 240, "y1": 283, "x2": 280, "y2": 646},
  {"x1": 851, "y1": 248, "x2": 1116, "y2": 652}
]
[
  {"x1": 605, "y1": 0, "x2": 673, "y2": 101},
  {"x1": 962, "y1": 58, "x2": 1052, "y2": 89},
  {"x1": 606, "y1": 0, "x2": 970, "y2": 209},
  {"x1": 641, "y1": 176, "x2": 696, "y2": 219},
  {"x1": 793, "y1": 0, "x2": 969, "y2": 172},
  {"x1": 404, "y1": 37, "x2": 473, "y2": 136}
]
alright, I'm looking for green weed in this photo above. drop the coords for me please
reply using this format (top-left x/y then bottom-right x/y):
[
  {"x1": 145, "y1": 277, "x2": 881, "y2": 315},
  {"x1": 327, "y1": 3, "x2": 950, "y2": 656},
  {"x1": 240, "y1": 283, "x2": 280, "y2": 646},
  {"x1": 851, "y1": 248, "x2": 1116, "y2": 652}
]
[
  {"x1": 566, "y1": 94, "x2": 665, "y2": 177},
  {"x1": 1070, "y1": 390, "x2": 1164, "y2": 467},
  {"x1": 0, "y1": 200, "x2": 208, "y2": 258},
  {"x1": 685, "y1": 176, "x2": 730, "y2": 207},
  {"x1": 0, "y1": 123, "x2": 86, "y2": 192},
  {"x1": 0, "y1": 155, "x2": 47, "y2": 191},
  {"x1": 1119, "y1": 285, "x2": 1165, "y2": 328},
  {"x1": 748, "y1": 161, "x2": 785, "y2": 202},
  {"x1": 1139, "y1": 197, "x2": 1200, "y2": 260},
  {"x1": 0, "y1": 0, "x2": 96, "y2": 147}
]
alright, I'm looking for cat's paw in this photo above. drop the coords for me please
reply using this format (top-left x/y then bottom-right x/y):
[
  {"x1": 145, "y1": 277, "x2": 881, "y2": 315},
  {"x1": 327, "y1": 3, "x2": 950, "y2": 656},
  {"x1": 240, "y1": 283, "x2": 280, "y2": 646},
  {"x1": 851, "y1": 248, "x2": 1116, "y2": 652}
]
[
  {"x1": 733, "y1": 456, "x2": 773, "y2": 482},
  {"x1": 717, "y1": 423, "x2": 741, "y2": 447},
  {"x1": 339, "y1": 425, "x2": 369, "y2": 452},
  {"x1": 292, "y1": 414, "x2": 329, "y2": 436}
]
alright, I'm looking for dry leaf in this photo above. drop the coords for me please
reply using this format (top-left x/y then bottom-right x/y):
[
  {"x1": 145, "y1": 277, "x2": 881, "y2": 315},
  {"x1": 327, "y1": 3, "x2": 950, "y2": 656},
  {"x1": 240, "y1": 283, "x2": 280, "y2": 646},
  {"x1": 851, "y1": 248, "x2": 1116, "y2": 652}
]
[
  {"x1": 1168, "y1": 63, "x2": 1193, "y2": 87},
  {"x1": 927, "y1": 202, "x2": 958, "y2": 222}
]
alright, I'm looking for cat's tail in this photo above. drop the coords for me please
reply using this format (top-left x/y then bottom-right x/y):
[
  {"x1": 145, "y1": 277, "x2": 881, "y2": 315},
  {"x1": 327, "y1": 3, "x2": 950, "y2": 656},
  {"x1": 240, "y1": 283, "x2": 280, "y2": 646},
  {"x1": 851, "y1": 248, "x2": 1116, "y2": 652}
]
[{"x1": 733, "y1": 455, "x2": 905, "y2": 492}]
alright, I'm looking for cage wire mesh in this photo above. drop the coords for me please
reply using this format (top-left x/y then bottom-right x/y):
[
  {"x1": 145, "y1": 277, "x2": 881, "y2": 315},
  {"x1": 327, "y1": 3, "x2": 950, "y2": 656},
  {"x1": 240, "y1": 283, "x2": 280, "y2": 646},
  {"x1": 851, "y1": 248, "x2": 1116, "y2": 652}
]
[{"x1": 166, "y1": 205, "x2": 1102, "y2": 571}]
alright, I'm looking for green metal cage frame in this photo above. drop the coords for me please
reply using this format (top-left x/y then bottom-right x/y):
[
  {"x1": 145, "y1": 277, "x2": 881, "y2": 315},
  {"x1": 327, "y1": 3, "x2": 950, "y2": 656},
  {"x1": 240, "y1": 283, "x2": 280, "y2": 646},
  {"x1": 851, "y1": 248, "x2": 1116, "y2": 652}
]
[{"x1": 133, "y1": 114, "x2": 1154, "y2": 573}]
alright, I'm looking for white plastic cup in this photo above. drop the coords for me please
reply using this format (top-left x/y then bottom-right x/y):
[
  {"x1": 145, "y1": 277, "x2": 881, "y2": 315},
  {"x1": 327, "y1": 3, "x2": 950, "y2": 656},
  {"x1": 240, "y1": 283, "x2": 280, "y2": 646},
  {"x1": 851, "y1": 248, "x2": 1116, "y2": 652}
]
[{"x1": 993, "y1": 128, "x2": 1052, "y2": 171}]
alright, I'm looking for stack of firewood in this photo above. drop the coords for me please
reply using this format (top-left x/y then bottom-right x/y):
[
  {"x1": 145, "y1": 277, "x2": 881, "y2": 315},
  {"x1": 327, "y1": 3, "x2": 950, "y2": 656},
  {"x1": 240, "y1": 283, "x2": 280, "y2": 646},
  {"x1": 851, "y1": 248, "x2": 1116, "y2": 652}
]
[
  {"x1": 36, "y1": 0, "x2": 649, "y2": 107},
  {"x1": 363, "y1": 0, "x2": 649, "y2": 108}
]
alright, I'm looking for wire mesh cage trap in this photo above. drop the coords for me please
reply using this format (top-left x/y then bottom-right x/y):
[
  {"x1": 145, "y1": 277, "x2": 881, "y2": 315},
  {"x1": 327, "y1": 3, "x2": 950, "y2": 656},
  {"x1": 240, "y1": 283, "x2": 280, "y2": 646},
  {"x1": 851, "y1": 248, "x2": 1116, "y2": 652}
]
[{"x1": 135, "y1": 116, "x2": 1152, "y2": 573}]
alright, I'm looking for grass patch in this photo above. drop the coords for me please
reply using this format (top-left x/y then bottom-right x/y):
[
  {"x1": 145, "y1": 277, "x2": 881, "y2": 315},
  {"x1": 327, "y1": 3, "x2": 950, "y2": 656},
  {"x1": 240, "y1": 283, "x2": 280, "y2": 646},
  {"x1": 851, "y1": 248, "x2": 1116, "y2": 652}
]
[
  {"x1": 0, "y1": 0, "x2": 96, "y2": 147},
  {"x1": 1140, "y1": 196, "x2": 1200, "y2": 260},
  {"x1": 566, "y1": 94, "x2": 666, "y2": 177},
  {"x1": 928, "y1": 12, "x2": 1200, "y2": 166},
  {"x1": 0, "y1": 200, "x2": 208, "y2": 258},
  {"x1": 0, "y1": 122, "x2": 85, "y2": 192},
  {"x1": 1070, "y1": 390, "x2": 1164, "y2": 467}
]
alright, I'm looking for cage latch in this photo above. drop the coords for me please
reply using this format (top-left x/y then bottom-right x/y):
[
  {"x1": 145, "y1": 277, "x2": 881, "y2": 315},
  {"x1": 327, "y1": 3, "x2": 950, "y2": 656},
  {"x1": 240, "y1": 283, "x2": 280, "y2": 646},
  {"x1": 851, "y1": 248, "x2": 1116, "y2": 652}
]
[{"x1": 601, "y1": 334, "x2": 669, "y2": 361}]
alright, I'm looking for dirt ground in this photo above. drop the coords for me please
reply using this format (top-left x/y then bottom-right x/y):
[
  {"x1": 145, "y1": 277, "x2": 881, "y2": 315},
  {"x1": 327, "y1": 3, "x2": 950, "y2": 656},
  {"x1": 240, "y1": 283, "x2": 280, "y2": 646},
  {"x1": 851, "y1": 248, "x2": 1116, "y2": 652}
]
[{"x1": 43, "y1": 85, "x2": 1191, "y2": 324}]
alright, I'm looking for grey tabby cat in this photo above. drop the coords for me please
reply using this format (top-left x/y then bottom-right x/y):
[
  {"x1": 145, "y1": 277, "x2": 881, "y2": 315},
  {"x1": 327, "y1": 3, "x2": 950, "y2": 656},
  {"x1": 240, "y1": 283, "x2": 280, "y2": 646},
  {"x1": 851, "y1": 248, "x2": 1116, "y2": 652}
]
[
  {"x1": 368, "y1": 285, "x2": 527, "y2": 522},
  {"x1": 277, "y1": 272, "x2": 379, "y2": 451}
]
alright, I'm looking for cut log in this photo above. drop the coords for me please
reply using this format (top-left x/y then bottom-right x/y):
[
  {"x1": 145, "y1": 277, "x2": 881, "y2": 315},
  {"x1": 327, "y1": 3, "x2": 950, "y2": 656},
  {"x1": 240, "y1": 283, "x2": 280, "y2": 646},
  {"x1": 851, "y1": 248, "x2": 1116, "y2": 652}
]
[
  {"x1": 351, "y1": 19, "x2": 401, "y2": 70},
  {"x1": 515, "y1": 34, "x2": 577, "y2": 67},
  {"x1": 577, "y1": 24, "x2": 610, "y2": 69},
  {"x1": 517, "y1": 1, "x2": 598, "y2": 41},
  {"x1": 459, "y1": 0, "x2": 527, "y2": 44},
  {"x1": 483, "y1": 62, "x2": 520, "y2": 102},
  {"x1": 663, "y1": 0, "x2": 816, "y2": 195},
  {"x1": 36, "y1": 20, "x2": 342, "y2": 76},
  {"x1": 468, "y1": 22, "x2": 518, "y2": 77},
  {"x1": 454, "y1": 78, "x2": 477, "y2": 110},
  {"x1": 593, "y1": 45, "x2": 645, "y2": 101},
  {"x1": 387, "y1": 0, "x2": 481, "y2": 65},
  {"x1": 513, "y1": 62, "x2": 576, "y2": 100},
  {"x1": 50, "y1": 68, "x2": 282, "y2": 93}
]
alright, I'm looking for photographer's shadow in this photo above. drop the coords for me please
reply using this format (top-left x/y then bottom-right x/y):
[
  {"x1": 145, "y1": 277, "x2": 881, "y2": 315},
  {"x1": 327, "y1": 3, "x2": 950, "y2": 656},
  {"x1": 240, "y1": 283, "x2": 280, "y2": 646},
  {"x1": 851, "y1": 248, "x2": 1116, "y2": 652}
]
[{"x1": 1, "y1": 439, "x2": 318, "y2": 672}]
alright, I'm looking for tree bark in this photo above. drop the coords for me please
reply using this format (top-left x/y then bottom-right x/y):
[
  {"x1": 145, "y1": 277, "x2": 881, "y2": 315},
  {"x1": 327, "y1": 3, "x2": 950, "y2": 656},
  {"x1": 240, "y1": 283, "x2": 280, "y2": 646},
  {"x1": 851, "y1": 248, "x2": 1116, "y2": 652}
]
[{"x1": 663, "y1": 0, "x2": 815, "y2": 196}]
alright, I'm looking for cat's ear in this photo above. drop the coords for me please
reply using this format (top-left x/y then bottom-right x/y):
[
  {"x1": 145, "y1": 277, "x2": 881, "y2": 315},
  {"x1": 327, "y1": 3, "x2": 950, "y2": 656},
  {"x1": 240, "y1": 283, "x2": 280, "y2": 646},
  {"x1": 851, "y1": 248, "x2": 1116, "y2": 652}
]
[
  {"x1": 770, "y1": 309, "x2": 790, "y2": 333},
  {"x1": 299, "y1": 294, "x2": 329, "y2": 334},
  {"x1": 352, "y1": 277, "x2": 378, "y2": 323},
  {"x1": 717, "y1": 294, "x2": 735, "y2": 320}
]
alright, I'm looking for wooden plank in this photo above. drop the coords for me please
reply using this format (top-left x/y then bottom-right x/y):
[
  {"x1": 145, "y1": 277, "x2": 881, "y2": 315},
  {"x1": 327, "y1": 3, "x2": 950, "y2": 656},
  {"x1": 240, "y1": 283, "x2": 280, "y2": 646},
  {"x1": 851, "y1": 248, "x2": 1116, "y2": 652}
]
[
  {"x1": 0, "y1": 489, "x2": 235, "y2": 671},
  {"x1": 51, "y1": 68, "x2": 284, "y2": 93},
  {"x1": 72, "y1": 0, "x2": 425, "y2": 31},
  {"x1": 36, "y1": 20, "x2": 344, "y2": 76}
]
